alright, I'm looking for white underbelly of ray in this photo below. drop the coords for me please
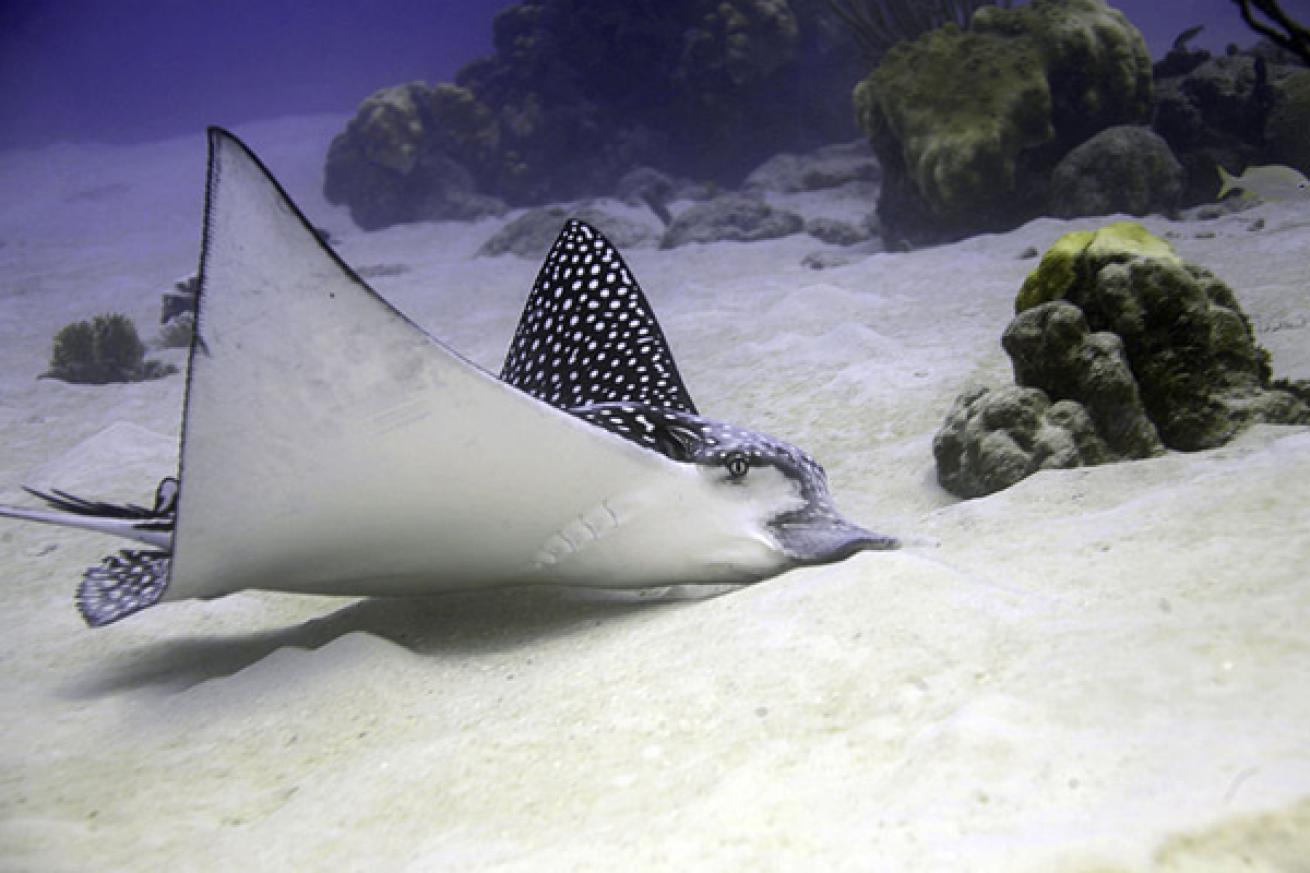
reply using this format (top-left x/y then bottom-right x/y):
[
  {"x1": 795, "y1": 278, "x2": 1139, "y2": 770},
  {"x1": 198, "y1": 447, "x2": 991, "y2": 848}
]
[
  {"x1": 524, "y1": 475, "x2": 784, "y2": 587},
  {"x1": 168, "y1": 134, "x2": 713, "y2": 601}
]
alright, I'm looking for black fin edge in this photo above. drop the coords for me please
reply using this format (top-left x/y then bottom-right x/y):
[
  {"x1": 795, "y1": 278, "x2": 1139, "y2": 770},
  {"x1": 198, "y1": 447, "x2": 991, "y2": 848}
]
[{"x1": 22, "y1": 477, "x2": 178, "y2": 521}]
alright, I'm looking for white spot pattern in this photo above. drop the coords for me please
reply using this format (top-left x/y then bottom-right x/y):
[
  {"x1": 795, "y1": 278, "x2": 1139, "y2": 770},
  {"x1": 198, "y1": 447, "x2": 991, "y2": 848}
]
[
  {"x1": 500, "y1": 220, "x2": 698, "y2": 415},
  {"x1": 76, "y1": 550, "x2": 170, "y2": 628}
]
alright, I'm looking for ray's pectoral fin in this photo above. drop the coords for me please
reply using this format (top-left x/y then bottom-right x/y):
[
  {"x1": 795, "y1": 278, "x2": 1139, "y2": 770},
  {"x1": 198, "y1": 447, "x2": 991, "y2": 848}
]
[
  {"x1": 164, "y1": 129, "x2": 681, "y2": 604},
  {"x1": 77, "y1": 550, "x2": 171, "y2": 627}
]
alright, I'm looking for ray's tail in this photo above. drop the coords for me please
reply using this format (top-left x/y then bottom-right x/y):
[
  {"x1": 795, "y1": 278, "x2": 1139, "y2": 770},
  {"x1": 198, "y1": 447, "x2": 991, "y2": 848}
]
[{"x1": 0, "y1": 478, "x2": 178, "y2": 626}]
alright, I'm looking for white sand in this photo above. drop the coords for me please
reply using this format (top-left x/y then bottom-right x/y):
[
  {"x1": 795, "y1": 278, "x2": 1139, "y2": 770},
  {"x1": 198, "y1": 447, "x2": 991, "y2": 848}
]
[{"x1": 1, "y1": 115, "x2": 1307, "y2": 871}]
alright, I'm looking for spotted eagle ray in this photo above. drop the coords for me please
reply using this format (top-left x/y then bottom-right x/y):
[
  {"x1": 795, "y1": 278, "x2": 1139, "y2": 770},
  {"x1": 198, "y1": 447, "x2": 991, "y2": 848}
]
[{"x1": 0, "y1": 128, "x2": 899, "y2": 627}]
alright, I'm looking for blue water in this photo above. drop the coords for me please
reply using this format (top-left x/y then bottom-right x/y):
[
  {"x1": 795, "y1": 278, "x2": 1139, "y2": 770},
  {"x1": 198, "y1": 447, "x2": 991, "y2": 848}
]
[
  {"x1": 0, "y1": 0, "x2": 1297, "y2": 149},
  {"x1": 0, "y1": 0, "x2": 517, "y2": 147}
]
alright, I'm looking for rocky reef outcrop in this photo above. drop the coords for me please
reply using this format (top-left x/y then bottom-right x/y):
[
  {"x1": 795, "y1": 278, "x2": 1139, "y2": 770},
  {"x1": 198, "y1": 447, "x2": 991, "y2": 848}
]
[
  {"x1": 853, "y1": 0, "x2": 1153, "y2": 246},
  {"x1": 933, "y1": 222, "x2": 1310, "y2": 497},
  {"x1": 1152, "y1": 44, "x2": 1310, "y2": 206},
  {"x1": 322, "y1": 84, "x2": 509, "y2": 231},
  {"x1": 325, "y1": 0, "x2": 865, "y2": 230},
  {"x1": 933, "y1": 384, "x2": 1119, "y2": 498},
  {"x1": 1049, "y1": 125, "x2": 1185, "y2": 218},
  {"x1": 659, "y1": 194, "x2": 805, "y2": 248}
]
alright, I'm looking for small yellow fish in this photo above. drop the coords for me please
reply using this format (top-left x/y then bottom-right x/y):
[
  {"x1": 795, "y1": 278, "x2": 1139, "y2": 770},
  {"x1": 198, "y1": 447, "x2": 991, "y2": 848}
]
[{"x1": 1217, "y1": 164, "x2": 1310, "y2": 202}]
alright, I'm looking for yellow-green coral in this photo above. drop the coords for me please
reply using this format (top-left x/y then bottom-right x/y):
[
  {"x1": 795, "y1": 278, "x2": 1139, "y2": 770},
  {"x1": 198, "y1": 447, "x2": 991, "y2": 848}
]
[{"x1": 1016, "y1": 220, "x2": 1180, "y2": 312}]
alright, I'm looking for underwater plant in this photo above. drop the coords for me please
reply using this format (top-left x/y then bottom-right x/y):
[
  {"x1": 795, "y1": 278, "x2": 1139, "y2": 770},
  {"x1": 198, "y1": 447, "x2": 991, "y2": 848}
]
[
  {"x1": 1232, "y1": 0, "x2": 1310, "y2": 66},
  {"x1": 45, "y1": 313, "x2": 177, "y2": 384},
  {"x1": 826, "y1": 0, "x2": 1012, "y2": 62}
]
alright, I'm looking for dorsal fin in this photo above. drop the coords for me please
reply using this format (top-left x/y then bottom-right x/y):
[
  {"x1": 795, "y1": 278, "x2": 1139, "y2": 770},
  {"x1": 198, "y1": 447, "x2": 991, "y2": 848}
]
[{"x1": 500, "y1": 220, "x2": 698, "y2": 415}]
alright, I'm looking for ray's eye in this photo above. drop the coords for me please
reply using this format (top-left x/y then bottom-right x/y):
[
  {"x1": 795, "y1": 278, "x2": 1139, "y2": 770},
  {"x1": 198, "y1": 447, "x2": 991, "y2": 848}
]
[{"x1": 725, "y1": 452, "x2": 750, "y2": 479}]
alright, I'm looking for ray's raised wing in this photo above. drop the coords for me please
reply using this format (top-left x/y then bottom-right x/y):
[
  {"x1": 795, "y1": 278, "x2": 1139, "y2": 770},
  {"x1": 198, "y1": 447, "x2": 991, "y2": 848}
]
[
  {"x1": 168, "y1": 130, "x2": 675, "y2": 603},
  {"x1": 500, "y1": 220, "x2": 699, "y2": 415}
]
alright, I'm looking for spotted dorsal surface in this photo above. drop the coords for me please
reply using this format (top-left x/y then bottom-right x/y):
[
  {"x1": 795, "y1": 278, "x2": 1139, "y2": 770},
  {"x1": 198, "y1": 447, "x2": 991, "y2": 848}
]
[
  {"x1": 500, "y1": 220, "x2": 698, "y2": 415},
  {"x1": 498, "y1": 220, "x2": 900, "y2": 561},
  {"x1": 0, "y1": 132, "x2": 898, "y2": 631},
  {"x1": 573, "y1": 403, "x2": 900, "y2": 560}
]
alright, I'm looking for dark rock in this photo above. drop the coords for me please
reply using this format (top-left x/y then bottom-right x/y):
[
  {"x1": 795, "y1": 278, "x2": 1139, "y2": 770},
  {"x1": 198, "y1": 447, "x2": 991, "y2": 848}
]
[
  {"x1": 660, "y1": 194, "x2": 804, "y2": 248},
  {"x1": 614, "y1": 166, "x2": 709, "y2": 227},
  {"x1": 614, "y1": 166, "x2": 717, "y2": 209},
  {"x1": 323, "y1": 83, "x2": 507, "y2": 231},
  {"x1": 1049, "y1": 126, "x2": 1185, "y2": 218},
  {"x1": 1266, "y1": 68, "x2": 1310, "y2": 175},
  {"x1": 932, "y1": 385, "x2": 1113, "y2": 498},
  {"x1": 805, "y1": 217, "x2": 871, "y2": 246},
  {"x1": 479, "y1": 207, "x2": 655, "y2": 258},
  {"x1": 1149, "y1": 48, "x2": 1310, "y2": 206},
  {"x1": 1002, "y1": 301, "x2": 1163, "y2": 457},
  {"x1": 478, "y1": 209, "x2": 572, "y2": 258},
  {"x1": 743, "y1": 141, "x2": 880, "y2": 193},
  {"x1": 616, "y1": 167, "x2": 679, "y2": 206},
  {"x1": 801, "y1": 241, "x2": 884, "y2": 269},
  {"x1": 573, "y1": 208, "x2": 657, "y2": 250},
  {"x1": 326, "y1": 1, "x2": 868, "y2": 229}
]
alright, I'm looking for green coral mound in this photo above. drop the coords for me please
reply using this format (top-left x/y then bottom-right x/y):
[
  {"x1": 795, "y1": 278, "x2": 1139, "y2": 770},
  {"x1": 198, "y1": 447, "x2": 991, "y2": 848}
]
[
  {"x1": 854, "y1": 0, "x2": 1152, "y2": 242},
  {"x1": 935, "y1": 219, "x2": 1310, "y2": 496},
  {"x1": 1015, "y1": 220, "x2": 1180, "y2": 311},
  {"x1": 45, "y1": 314, "x2": 176, "y2": 385},
  {"x1": 855, "y1": 23, "x2": 1053, "y2": 217},
  {"x1": 1012, "y1": 222, "x2": 1308, "y2": 452}
]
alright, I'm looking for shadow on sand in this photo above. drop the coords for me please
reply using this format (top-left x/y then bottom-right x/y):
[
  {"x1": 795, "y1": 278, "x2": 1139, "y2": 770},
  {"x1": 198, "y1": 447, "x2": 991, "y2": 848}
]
[{"x1": 64, "y1": 584, "x2": 738, "y2": 697}]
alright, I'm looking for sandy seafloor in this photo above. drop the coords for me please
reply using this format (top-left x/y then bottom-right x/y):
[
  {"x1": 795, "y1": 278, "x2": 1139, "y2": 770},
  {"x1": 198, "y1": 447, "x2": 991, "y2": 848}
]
[{"x1": 0, "y1": 114, "x2": 1307, "y2": 872}]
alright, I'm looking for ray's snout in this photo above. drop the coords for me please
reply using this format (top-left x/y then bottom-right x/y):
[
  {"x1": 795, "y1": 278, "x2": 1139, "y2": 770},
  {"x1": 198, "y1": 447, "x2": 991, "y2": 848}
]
[{"x1": 770, "y1": 508, "x2": 900, "y2": 566}]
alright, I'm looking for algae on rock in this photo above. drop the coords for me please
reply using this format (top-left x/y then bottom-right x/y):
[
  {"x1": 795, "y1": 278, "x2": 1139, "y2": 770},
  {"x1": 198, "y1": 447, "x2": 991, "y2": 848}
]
[
  {"x1": 323, "y1": 83, "x2": 507, "y2": 231},
  {"x1": 934, "y1": 222, "x2": 1309, "y2": 497},
  {"x1": 854, "y1": 0, "x2": 1153, "y2": 245}
]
